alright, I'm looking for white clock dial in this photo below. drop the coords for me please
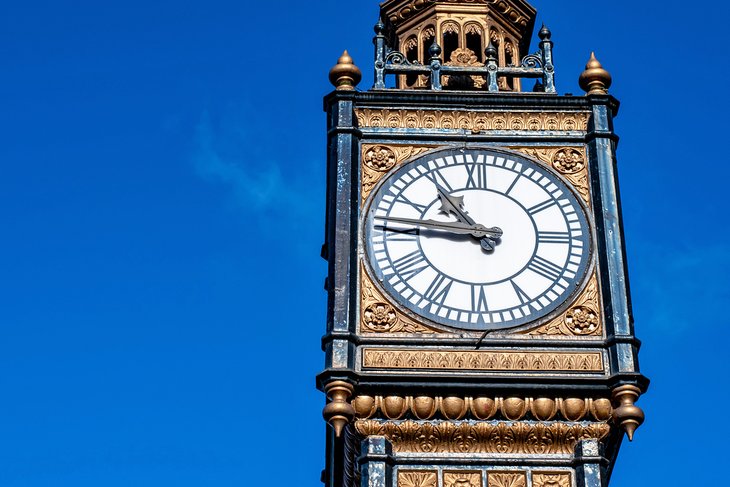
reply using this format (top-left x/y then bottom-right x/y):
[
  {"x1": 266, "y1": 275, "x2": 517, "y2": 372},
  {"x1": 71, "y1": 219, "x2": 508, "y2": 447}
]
[{"x1": 363, "y1": 148, "x2": 592, "y2": 331}]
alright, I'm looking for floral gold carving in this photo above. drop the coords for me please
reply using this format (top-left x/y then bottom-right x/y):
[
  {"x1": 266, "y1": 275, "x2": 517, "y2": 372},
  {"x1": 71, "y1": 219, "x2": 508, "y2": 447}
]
[
  {"x1": 552, "y1": 148, "x2": 586, "y2": 174},
  {"x1": 509, "y1": 146, "x2": 591, "y2": 207},
  {"x1": 533, "y1": 472, "x2": 571, "y2": 487},
  {"x1": 361, "y1": 144, "x2": 435, "y2": 204},
  {"x1": 524, "y1": 273, "x2": 602, "y2": 337},
  {"x1": 362, "y1": 349, "x2": 604, "y2": 372},
  {"x1": 355, "y1": 109, "x2": 590, "y2": 132},
  {"x1": 355, "y1": 420, "x2": 611, "y2": 455},
  {"x1": 352, "y1": 395, "x2": 613, "y2": 422},
  {"x1": 363, "y1": 303, "x2": 398, "y2": 332},
  {"x1": 398, "y1": 471, "x2": 437, "y2": 487},
  {"x1": 444, "y1": 471, "x2": 482, "y2": 487},
  {"x1": 364, "y1": 146, "x2": 397, "y2": 171},
  {"x1": 361, "y1": 269, "x2": 441, "y2": 334},
  {"x1": 488, "y1": 472, "x2": 526, "y2": 487}
]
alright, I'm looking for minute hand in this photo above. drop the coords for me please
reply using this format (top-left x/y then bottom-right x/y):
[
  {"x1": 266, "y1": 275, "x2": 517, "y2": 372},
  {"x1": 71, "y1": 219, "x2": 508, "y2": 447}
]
[{"x1": 379, "y1": 216, "x2": 503, "y2": 239}]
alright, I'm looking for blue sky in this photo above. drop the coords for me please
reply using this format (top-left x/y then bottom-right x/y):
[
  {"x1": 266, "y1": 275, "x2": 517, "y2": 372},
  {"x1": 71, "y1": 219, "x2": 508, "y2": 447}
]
[{"x1": 0, "y1": 0, "x2": 728, "y2": 485}]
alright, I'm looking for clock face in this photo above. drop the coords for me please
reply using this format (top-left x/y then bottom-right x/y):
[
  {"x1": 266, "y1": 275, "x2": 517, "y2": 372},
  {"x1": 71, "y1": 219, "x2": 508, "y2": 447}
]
[{"x1": 363, "y1": 148, "x2": 592, "y2": 331}]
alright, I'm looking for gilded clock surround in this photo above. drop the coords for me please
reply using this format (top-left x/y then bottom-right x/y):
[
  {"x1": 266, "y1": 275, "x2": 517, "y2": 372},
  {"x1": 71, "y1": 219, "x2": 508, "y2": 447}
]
[{"x1": 359, "y1": 143, "x2": 602, "y2": 338}]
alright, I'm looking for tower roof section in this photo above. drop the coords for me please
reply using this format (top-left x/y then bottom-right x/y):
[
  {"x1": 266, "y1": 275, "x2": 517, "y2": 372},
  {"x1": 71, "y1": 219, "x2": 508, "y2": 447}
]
[{"x1": 380, "y1": 0, "x2": 537, "y2": 52}]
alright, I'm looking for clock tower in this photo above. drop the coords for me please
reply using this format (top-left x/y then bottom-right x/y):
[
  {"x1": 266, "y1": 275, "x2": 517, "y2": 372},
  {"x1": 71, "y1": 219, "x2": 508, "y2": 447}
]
[{"x1": 319, "y1": 2, "x2": 648, "y2": 487}]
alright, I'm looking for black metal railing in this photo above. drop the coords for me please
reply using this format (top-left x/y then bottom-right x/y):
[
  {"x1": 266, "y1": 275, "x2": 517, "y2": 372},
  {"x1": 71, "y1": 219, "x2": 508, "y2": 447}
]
[{"x1": 373, "y1": 21, "x2": 556, "y2": 93}]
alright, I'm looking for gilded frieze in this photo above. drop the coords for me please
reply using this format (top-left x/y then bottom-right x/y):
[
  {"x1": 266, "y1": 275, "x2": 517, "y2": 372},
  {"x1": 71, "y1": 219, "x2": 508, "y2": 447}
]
[
  {"x1": 445, "y1": 471, "x2": 482, "y2": 487},
  {"x1": 362, "y1": 349, "x2": 604, "y2": 372},
  {"x1": 351, "y1": 395, "x2": 613, "y2": 422},
  {"x1": 533, "y1": 473, "x2": 572, "y2": 487},
  {"x1": 488, "y1": 472, "x2": 527, "y2": 487},
  {"x1": 355, "y1": 109, "x2": 589, "y2": 132},
  {"x1": 398, "y1": 471, "x2": 438, "y2": 487},
  {"x1": 361, "y1": 144, "x2": 436, "y2": 204},
  {"x1": 354, "y1": 420, "x2": 611, "y2": 455}
]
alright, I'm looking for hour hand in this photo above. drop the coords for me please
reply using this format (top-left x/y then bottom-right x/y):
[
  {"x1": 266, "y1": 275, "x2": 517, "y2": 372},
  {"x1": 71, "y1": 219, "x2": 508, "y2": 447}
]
[{"x1": 436, "y1": 187, "x2": 475, "y2": 225}]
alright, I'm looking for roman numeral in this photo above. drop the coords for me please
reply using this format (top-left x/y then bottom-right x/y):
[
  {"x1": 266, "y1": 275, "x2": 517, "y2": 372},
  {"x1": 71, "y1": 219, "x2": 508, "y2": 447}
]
[
  {"x1": 510, "y1": 280, "x2": 531, "y2": 305},
  {"x1": 527, "y1": 256, "x2": 563, "y2": 281},
  {"x1": 384, "y1": 227, "x2": 419, "y2": 242},
  {"x1": 424, "y1": 170, "x2": 453, "y2": 192},
  {"x1": 394, "y1": 193, "x2": 428, "y2": 213},
  {"x1": 505, "y1": 174, "x2": 521, "y2": 195},
  {"x1": 465, "y1": 163, "x2": 488, "y2": 189},
  {"x1": 471, "y1": 285, "x2": 489, "y2": 313},
  {"x1": 423, "y1": 274, "x2": 453, "y2": 310},
  {"x1": 527, "y1": 199, "x2": 557, "y2": 215},
  {"x1": 392, "y1": 250, "x2": 428, "y2": 280},
  {"x1": 537, "y1": 231, "x2": 571, "y2": 244}
]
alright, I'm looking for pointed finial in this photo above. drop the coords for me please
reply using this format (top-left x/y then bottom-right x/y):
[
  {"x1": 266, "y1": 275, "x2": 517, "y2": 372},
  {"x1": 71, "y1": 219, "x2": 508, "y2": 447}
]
[
  {"x1": 538, "y1": 24, "x2": 551, "y2": 40},
  {"x1": 329, "y1": 51, "x2": 362, "y2": 91},
  {"x1": 374, "y1": 18, "x2": 385, "y2": 35},
  {"x1": 612, "y1": 385, "x2": 645, "y2": 441},
  {"x1": 428, "y1": 41, "x2": 442, "y2": 59},
  {"x1": 579, "y1": 52, "x2": 612, "y2": 95},
  {"x1": 322, "y1": 381, "x2": 355, "y2": 437},
  {"x1": 485, "y1": 41, "x2": 497, "y2": 61}
]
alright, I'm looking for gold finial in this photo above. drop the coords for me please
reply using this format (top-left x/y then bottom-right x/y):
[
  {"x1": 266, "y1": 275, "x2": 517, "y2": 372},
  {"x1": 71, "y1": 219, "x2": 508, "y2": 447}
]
[
  {"x1": 322, "y1": 381, "x2": 355, "y2": 437},
  {"x1": 612, "y1": 385, "x2": 645, "y2": 441},
  {"x1": 329, "y1": 51, "x2": 362, "y2": 91},
  {"x1": 579, "y1": 52, "x2": 612, "y2": 95}
]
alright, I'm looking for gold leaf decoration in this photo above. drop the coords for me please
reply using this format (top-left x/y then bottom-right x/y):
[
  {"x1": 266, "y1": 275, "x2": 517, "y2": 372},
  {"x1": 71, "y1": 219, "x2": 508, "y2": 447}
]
[
  {"x1": 355, "y1": 420, "x2": 611, "y2": 455},
  {"x1": 398, "y1": 471, "x2": 438, "y2": 487},
  {"x1": 356, "y1": 109, "x2": 589, "y2": 132},
  {"x1": 488, "y1": 472, "x2": 527, "y2": 487},
  {"x1": 362, "y1": 349, "x2": 604, "y2": 372},
  {"x1": 444, "y1": 471, "x2": 482, "y2": 487},
  {"x1": 361, "y1": 144, "x2": 435, "y2": 204},
  {"x1": 525, "y1": 273, "x2": 602, "y2": 337},
  {"x1": 533, "y1": 472, "x2": 571, "y2": 487}
]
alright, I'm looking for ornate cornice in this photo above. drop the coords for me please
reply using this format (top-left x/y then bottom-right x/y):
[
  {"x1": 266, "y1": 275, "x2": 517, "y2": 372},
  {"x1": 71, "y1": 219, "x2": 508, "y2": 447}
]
[
  {"x1": 352, "y1": 395, "x2": 613, "y2": 422},
  {"x1": 355, "y1": 419, "x2": 611, "y2": 455},
  {"x1": 355, "y1": 109, "x2": 590, "y2": 132},
  {"x1": 362, "y1": 348, "x2": 605, "y2": 373}
]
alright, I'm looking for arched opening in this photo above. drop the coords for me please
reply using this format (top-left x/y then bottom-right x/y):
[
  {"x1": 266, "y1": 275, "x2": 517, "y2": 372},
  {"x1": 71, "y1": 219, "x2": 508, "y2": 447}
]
[
  {"x1": 404, "y1": 36, "x2": 418, "y2": 86},
  {"x1": 465, "y1": 25, "x2": 483, "y2": 62},
  {"x1": 421, "y1": 26, "x2": 435, "y2": 63},
  {"x1": 442, "y1": 23, "x2": 459, "y2": 62}
]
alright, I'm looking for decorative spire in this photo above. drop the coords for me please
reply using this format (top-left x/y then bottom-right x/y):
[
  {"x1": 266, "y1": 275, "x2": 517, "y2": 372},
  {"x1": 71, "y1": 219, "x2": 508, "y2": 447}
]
[
  {"x1": 579, "y1": 52, "x2": 612, "y2": 95},
  {"x1": 322, "y1": 381, "x2": 355, "y2": 437},
  {"x1": 485, "y1": 41, "x2": 498, "y2": 62},
  {"x1": 538, "y1": 24, "x2": 551, "y2": 41},
  {"x1": 329, "y1": 51, "x2": 362, "y2": 91}
]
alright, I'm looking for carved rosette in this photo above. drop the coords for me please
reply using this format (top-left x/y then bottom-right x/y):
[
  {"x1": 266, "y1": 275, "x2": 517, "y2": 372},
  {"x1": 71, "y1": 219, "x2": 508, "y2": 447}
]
[
  {"x1": 509, "y1": 146, "x2": 591, "y2": 206},
  {"x1": 361, "y1": 144, "x2": 435, "y2": 204},
  {"x1": 361, "y1": 268, "x2": 441, "y2": 334},
  {"x1": 523, "y1": 273, "x2": 603, "y2": 337},
  {"x1": 355, "y1": 110, "x2": 590, "y2": 133},
  {"x1": 355, "y1": 420, "x2": 611, "y2": 455}
]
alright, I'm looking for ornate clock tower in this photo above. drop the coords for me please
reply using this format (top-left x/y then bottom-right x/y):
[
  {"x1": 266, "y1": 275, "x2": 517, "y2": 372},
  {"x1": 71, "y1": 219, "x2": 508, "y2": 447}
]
[{"x1": 319, "y1": 2, "x2": 648, "y2": 487}]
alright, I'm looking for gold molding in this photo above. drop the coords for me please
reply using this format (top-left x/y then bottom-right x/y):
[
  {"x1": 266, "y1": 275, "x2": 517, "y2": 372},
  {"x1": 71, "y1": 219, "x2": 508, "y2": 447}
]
[
  {"x1": 362, "y1": 349, "x2": 604, "y2": 372},
  {"x1": 521, "y1": 273, "x2": 602, "y2": 337},
  {"x1": 509, "y1": 146, "x2": 591, "y2": 207},
  {"x1": 351, "y1": 396, "x2": 613, "y2": 422},
  {"x1": 533, "y1": 473, "x2": 571, "y2": 487},
  {"x1": 398, "y1": 471, "x2": 438, "y2": 487},
  {"x1": 355, "y1": 420, "x2": 611, "y2": 455},
  {"x1": 445, "y1": 471, "x2": 482, "y2": 487},
  {"x1": 488, "y1": 472, "x2": 526, "y2": 487},
  {"x1": 361, "y1": 144, "x2": 436, "y2": 204},
  {"x1": 361, "y1": 267, "x2": 442, "y2": 334},
  {"x1": 355, "y1": 109, "x2": 590, "y2": 132}
]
